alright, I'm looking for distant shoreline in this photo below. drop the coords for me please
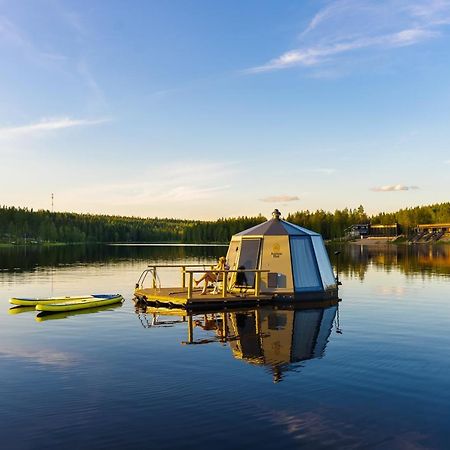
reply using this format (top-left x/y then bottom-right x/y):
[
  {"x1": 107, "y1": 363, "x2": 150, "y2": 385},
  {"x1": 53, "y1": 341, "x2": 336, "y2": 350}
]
[
  {"x1": 348, "y1": 238, "x2": 449, "y2": 246},
  {"x1": 1, "y1": 239, "x2": 448, "y2": 249},
  {"x1": 0, "y1": 241, "x2": 229, "y2": 249}
]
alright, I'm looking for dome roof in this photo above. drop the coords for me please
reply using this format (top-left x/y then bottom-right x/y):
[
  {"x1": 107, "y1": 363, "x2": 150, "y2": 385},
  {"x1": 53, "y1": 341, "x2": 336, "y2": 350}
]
[{"x1": 235, "y1": 217, "x2": 320, "y2": 237}]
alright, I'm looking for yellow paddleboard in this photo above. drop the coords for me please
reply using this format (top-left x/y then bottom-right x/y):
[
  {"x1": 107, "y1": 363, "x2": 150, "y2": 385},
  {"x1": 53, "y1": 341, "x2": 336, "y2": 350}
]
[
  {"x1": 10, "y1": 295, "x2": 95, "y2": 306},
  {"x1": 36, "y1": 294, "x2": 123, "y2": 312}
]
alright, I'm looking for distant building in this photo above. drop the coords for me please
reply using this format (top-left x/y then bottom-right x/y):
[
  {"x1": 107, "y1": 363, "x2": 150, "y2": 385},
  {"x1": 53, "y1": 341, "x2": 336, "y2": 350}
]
[
  {"x1": 369, "y1": 224, "x2": 400, "y2": 237},
  {"x1": 346, "y1": 224, "x2": 370, "y2": 239},
  {"x1": 416, "y1": 223, "x2": 450, "y2": 234},
  {"x1": 410, "y1": 223, "x2": 450, "y2": 243},
  {"x1": 346, "y1": 223, "x2": 400, "y2": 239}
]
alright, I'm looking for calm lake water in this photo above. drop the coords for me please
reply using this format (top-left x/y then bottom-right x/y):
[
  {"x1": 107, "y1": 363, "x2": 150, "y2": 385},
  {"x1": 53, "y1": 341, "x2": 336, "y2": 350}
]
[{"x1": 1, "y1": 243, "x2": 449, "y2": 450}]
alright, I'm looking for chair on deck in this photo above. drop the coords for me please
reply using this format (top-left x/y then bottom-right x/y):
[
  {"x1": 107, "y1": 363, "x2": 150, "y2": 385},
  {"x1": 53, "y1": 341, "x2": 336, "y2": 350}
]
[
  {"x1": 233, "y1": 266, "x2": 249, "y2": 295},
  {"x1": 209, "y1": 265, "x2": 249, "y2": 296},
  {"x1": 211, "y1": 267, "x2": 228, "y2": 294}
]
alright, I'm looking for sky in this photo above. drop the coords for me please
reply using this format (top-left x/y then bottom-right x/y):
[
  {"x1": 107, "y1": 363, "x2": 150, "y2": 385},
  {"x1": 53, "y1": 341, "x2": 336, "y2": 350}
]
[{"x1": 1, "y1": 0, "x2": 449, "y2": 219}]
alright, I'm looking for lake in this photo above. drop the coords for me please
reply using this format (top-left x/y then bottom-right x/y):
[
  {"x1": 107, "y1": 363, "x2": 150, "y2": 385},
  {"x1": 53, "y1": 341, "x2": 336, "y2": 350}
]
[{"x1": 1, "y1": 243, "x2": 449, "y2": 449}]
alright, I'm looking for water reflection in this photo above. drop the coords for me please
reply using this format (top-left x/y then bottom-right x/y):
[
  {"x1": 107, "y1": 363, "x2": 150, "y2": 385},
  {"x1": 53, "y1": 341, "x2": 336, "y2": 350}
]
[
  {"x1": 8, "y1": 306, "x2": 35, "y2": 315},
  {"x1": 330, "y1": 243, "x2": 450, "y2": 278},
  {"x1": 138, "y1": 303, "x2": 340, "y2": 383},
  {"x1": 1, "y1": 244, "x2": 449, "y2": 449},
  {"x1": 228, "y1": 306, "x2": 339, "y2": 382},
  {"x1": 0, "y1": 243, "x2": 224, "y2": 272},
  {"x1": 1, "y1": 242, "x2": 449, "y2": 279},
  {"x1": 35, "y1": 303, "x2": 123, "y2": 322},
  {"x1": 8, "y1": 303, "x2": 123, "y2": 321}
]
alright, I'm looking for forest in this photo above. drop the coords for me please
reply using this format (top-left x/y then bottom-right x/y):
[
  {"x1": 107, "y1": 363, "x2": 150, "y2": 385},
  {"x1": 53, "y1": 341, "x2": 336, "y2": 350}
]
[
  {"x1": 0, "y1": 202, "x2": 449, "y2": 244},
  {"x1": 0, "y1": 206, "x2": 265, "y2": 244},
  {"x1": 287, "y1": 202, "x2": 450, "y2": 240}
]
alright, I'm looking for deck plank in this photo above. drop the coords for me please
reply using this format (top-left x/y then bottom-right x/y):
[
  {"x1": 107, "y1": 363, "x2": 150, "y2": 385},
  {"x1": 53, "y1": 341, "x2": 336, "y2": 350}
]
[{"x1": 134, "y1": 287, "x2": 272, "y2": 307}]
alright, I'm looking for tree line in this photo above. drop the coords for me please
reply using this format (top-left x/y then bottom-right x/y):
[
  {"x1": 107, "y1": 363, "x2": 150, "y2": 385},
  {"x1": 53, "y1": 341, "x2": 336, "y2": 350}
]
[
  {"x1": 287, "y1": 202, "x2": 450, "y2": 239},
  {"x1": 0, "y1": 206, "x2": 265, "y2": 244},
  {"x1": 1, "y1": 202, "x2": 449, "y2": 244}
]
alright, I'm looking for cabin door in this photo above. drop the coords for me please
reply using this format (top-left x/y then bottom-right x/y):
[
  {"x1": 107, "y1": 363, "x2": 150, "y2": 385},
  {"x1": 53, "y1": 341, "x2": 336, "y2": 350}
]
[{"x1": 236, "y1": 238, "x2": 261, "y2": 287}]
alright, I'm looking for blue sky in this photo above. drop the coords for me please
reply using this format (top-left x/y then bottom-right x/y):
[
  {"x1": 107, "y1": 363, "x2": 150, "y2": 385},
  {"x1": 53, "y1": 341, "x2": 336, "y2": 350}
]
[{"x1": 1, "y1": 0, "x2": 449, "y2": 219}]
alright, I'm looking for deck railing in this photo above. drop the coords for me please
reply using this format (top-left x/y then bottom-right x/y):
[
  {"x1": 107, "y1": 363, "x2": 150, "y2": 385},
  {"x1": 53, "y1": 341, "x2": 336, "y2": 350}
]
[
  {"x1": 136, "y1": 264, "x2": 269, "y2": 300},
  {"x1": 184, "y1": 268, "x2": 270, "y2": 299}
]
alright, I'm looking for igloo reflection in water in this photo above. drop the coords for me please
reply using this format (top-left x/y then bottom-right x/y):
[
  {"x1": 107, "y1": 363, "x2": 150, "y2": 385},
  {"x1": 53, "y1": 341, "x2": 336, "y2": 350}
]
[{"x1": 137, "y1": 302, "x2": 341, "y2": 383}]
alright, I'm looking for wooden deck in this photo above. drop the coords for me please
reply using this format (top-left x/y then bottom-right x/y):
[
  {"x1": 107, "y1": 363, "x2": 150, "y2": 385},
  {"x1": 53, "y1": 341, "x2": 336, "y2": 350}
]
[
  {"x1": 134, "y1": 287, "x2": 273, "y2": 309},
  {"x1": 142, "y1": 298, "x2": 340, "y2": 315}
]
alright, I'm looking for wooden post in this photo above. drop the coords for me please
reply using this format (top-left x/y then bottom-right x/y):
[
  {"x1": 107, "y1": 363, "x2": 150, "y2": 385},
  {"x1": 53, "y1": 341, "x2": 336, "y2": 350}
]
[
  {"x1": 222, "y1": 270, "x2": 227, "y2": 298},
  {"x1": 152, "y1": 266, "x2": 157, "y2": 288},
  {"x1": 255, "y1": 309, "x2": 260, "y2": 335},
  {"x1": 222, "y1": 312, "x2": 227, "y2": 340},
  {"x1": 187, "y1": 272, "x2": 193, "y2": 300},
  {"x1": 255, "y1": 271, "x2": 261, "y2": 297},
  {"x1": 187, "y1": 315, "x2": 193, "y2": 344},
  {"x1": 181, "y1": 266, "x2": 186, "y2": 288}
]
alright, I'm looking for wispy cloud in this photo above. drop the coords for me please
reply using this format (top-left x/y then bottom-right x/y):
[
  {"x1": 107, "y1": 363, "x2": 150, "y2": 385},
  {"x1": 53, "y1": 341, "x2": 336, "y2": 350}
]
[
  {"x1": 245, "y1": 0, "x2": 450, "y2": 73},
  {"x1": 77, "y1": 59, "x2": 105, "y2": 106},
  {"x1": 0, "y1": 117, "x2": 110, "y2": 139},
  {"x1": 247, "y1": 30, "x2": 438, "y2": 73},
  {"x1": 0, "y1": 15, "x2": 27, "y2": 46},
  {"x1": 1, "y1": 12, "x2": 105, "y2": 108},
  {"x1": 0, "y1": 15, "x2": 66, "y2": 63},
  {"x1": 371, "y1": 184, "x2": 419, "y2": 192},
  {"x1": 63, "y1": 161, "x2": 239, "y2": 207},
  {"x1": 445, "y1": 159, "x2": 450, "y2": 164},
  {"x1": 308, "y1": 168, "x2": 336, "y2": 175},
  {"x1": 260, "y1": 195, "x2": 300, "y2": 203},
  {"x1": 408, "y1": 0, "x2": 450, "y2": 25}
]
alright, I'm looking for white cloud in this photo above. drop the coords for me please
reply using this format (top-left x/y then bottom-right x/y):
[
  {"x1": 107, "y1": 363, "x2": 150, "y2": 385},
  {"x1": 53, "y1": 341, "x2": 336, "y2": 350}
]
[
  {"x1": 409, "y1": 0, "x2": 450, "y2": 25},
  {"x1": 247, "y1": 29, "x2": 438, "y2": 73},
  {"x1": 260, "y1": 195, "x2": 300, "y2": 203},
  {"x1": 62, "y1": 160, "x2": 239, "y2": 208},
  {"x1": 0, "y1": 117, "x2": 110, "y2": 139},
  {"x1": 445, "y1": 159, "x2": 450, "y2": 164},
  {"x1": 371, "y1": 184, "x2": 419, "y2": 192},
  {"x1": 136, "y1": 184, "x2": 231, "y2": 204},
  {"x1": 388, "y1": 28, "x2": 439, "y2": 46},
  {"x1": 245, "y1": 0, "x2": 450, "y2": 73}
]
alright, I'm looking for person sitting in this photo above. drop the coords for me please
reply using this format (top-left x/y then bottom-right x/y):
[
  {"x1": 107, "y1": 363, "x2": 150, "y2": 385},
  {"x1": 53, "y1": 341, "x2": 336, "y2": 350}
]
[{"x1": 194, "y1": 256, "x2": 228, "y2": 295}]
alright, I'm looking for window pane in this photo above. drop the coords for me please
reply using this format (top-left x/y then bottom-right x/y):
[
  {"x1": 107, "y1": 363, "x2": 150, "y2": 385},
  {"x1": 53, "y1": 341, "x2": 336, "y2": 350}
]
[
  {"x1": 290, "y1": 237, "x2": 321, "y2": 291},
  {"x1": 311, "y1": 236, "x2": 336, "y2": 289},
  {"x1": 237, "y1": 239, "x2": 261, "y2": 287}
]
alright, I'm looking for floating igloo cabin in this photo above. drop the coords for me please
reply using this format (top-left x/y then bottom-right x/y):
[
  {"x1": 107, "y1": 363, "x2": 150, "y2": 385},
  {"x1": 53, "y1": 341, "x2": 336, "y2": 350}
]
[{"x1": 226, "y1": 209, "x2": 338, "y2": 300}]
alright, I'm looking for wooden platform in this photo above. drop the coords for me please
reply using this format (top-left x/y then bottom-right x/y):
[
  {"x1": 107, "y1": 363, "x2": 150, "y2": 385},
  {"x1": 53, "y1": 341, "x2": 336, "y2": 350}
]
[
  {"x1": 134, "y1": 287, "x2": 273, "y2": 309},
  {"x1": 142, "y1": 298, "x2": 340, "y2": 316}
]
